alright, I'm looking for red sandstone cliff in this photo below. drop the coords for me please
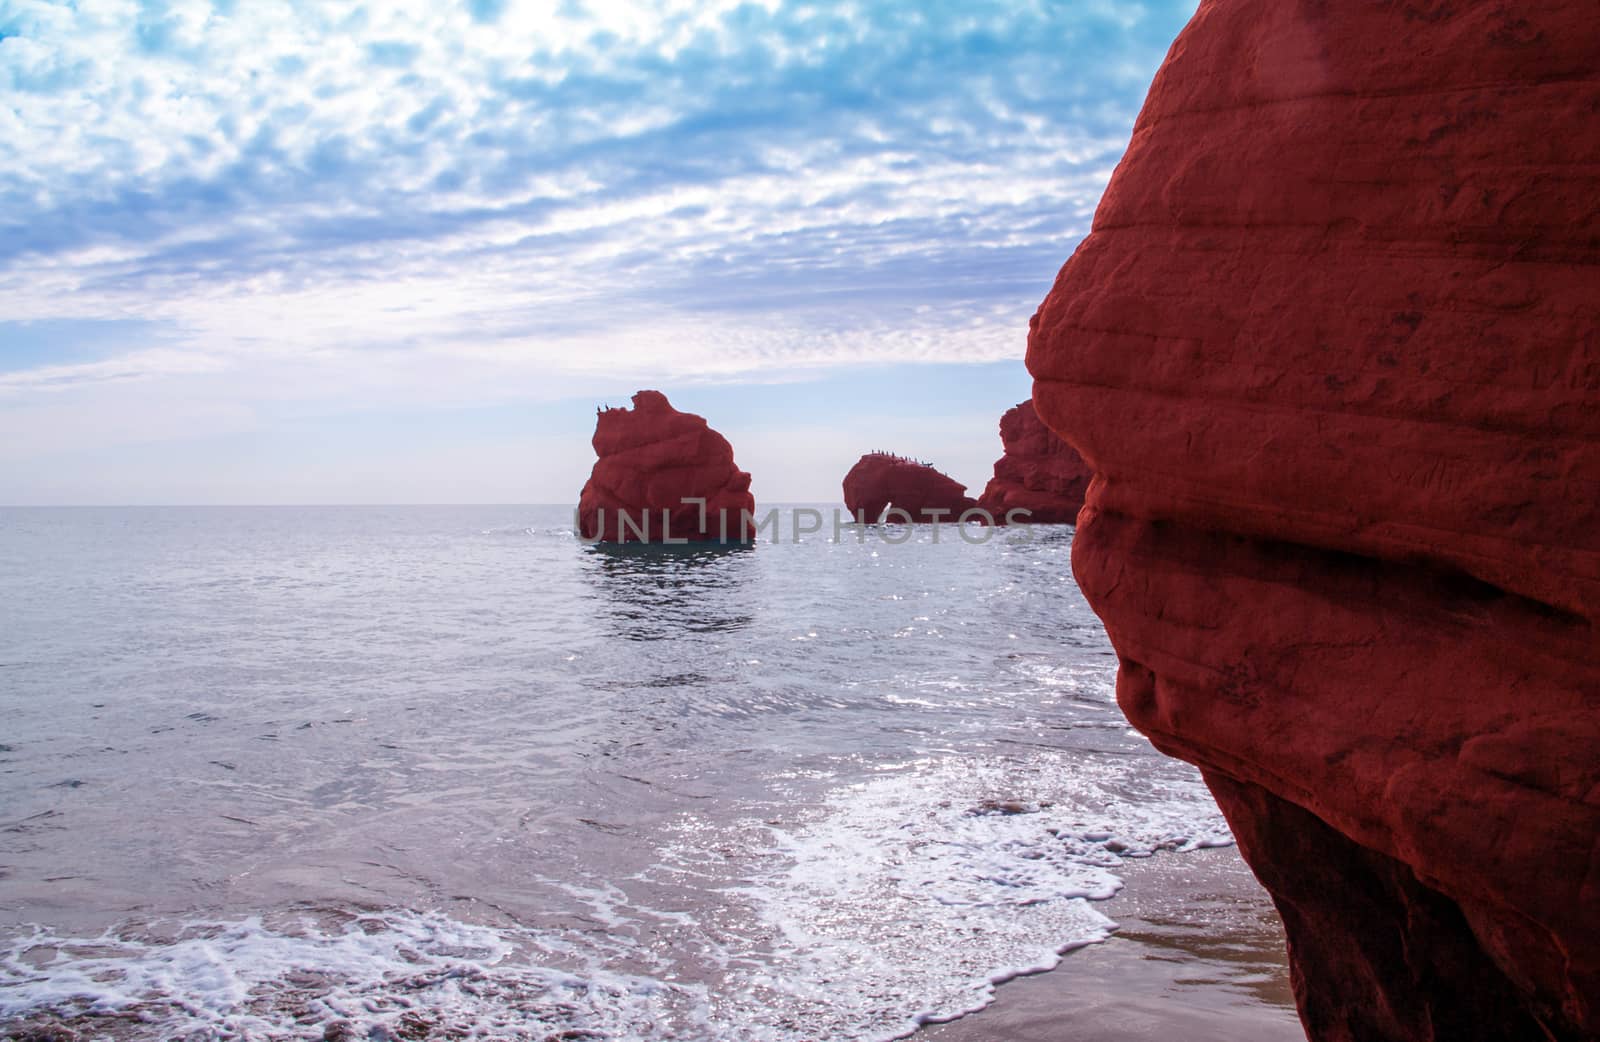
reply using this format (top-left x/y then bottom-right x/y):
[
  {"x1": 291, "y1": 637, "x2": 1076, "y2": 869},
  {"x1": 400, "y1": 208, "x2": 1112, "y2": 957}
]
[
  {"x1": 577, "y1": 390, "x2": 754, "y2": 542},
  {"x1": 842, "y1": 453, "x2": 978, "y2": 523},
  {"x1": 1029, "y1": 3, "x2": 1600, "y2": 1040},
  {"x1": 977, "y1": 399, "x2": 1092, "y2": 524}
]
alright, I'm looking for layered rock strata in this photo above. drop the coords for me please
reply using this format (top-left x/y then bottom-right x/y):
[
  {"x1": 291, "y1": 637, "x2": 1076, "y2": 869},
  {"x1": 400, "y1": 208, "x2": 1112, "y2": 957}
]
[
  {"x1": 1028, "y1": 2, "x2": 1600, "y2": 1039},
  {"x1": 977, "y1": 399, "x2": 1093, "y2": 524},
  {"x1": 577, "y1": 390, "x2": 755, "y2": 542}
]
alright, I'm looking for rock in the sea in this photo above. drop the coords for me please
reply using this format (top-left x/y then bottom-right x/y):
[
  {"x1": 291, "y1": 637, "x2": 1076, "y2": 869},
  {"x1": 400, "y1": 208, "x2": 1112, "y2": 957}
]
[
  {"x1": 577, "y1": 390, "x2": 755, "y2": 542},
  {"x1": 841, "y1": 453, "x2": 978, "y2": 523},
  {"x1": 977, "y1": 399, "x2": 1092, "y2": 524},
  {"x1": 1028, "y1": 3, "x2": 1600, "y2": 1040}
]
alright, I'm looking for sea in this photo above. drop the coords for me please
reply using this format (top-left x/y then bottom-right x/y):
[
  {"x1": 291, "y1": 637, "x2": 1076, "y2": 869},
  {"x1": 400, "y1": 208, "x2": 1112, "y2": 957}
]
[{"x1": 0, "y1": 506, "x2": 1231, "y2": 1041}]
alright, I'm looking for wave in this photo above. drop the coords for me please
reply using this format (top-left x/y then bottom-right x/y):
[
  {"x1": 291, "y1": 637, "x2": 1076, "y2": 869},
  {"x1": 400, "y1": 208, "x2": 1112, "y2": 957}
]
[{"x1": 2, "y1": 752, "x2": 1229, "y2": 1041}]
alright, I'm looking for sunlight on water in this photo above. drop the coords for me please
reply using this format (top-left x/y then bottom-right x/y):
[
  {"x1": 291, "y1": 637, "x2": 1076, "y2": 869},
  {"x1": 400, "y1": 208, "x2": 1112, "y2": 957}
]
[{"x1": 0, "y1": 507, "x2": 1227, "y2": 1040}]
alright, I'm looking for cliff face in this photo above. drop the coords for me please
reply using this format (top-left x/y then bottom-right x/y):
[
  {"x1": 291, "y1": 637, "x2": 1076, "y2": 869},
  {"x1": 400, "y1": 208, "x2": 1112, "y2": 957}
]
[
  {"x1": 977, "y1": 399, "x2": 1092, "y2": 524},
  {"x1": 577, "y1": 390, "x2": 755, "y2": 542},
  {"x1": 1029, "y1": 3, "x2": 1600, "y2": 1040},
  {"x1": 842, "y1": 453, "x2": 978, "y2": 523}
]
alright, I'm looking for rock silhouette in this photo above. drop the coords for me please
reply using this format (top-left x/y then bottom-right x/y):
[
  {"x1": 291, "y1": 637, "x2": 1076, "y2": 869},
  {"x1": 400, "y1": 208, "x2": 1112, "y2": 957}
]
[
  {"x1": 842, "y1": 453, "x2": 978, "y2": 523},
  {"x1": 577, "y1": 390, "x2": 755, "y2": 543},
  {"x1": 977, "y1": 399, "x2": 1092, "y2": 524},
  {"x1": 1028, "y1": 2, "x2": 1600, "y2": 1040}
]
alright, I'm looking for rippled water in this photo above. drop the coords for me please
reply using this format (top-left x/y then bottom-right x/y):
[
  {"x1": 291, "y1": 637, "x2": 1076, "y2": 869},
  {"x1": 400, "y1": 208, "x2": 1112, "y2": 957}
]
[{"x1": 0, "y1": 506, "x2": 1228, "y2": 1040}]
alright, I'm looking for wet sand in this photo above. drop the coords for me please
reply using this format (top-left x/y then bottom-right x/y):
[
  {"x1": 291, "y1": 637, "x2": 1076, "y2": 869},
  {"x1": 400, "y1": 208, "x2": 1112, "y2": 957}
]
[{"x1": 920, "y1": 845, "x2": 1305, "y2": 1042}]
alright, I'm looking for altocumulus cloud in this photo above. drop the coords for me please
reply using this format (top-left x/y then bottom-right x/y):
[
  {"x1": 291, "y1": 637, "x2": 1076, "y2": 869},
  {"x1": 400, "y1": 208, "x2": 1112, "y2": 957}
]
[{"x1": 0, "y1": 0, "x2": 1197, "y2": 410}]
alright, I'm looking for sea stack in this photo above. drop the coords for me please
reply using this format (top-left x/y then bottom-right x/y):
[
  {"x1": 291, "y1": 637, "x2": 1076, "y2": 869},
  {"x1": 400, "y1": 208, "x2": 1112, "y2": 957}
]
[
  {"x1": 577, "y1": 390, "x2": 755, "y2": 542},
  {"x1": 976, "y1": 399, "x2": 1092, "y2": 524},
  {"x1": 1028, "y1": 3, "x2": 1600, "y2": 1041},
  {"x1": 842, "y1": 453, "x2": 978, "y2": 523}
]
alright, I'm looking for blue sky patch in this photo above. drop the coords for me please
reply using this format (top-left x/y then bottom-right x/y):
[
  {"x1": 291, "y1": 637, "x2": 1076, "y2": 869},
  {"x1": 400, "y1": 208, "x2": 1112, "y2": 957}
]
[
  {"x1": 0, "y1": 319, "x2": 170, "y2": 374},
  {"x1": 0, "y1": 0, "x2": 1199, "y2": 502}
]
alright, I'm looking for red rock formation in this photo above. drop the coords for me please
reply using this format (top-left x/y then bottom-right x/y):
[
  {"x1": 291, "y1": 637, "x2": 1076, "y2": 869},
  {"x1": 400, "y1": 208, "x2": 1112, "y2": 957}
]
[
  {"x1": 842, "y1": 453, "x2": 978, "y2": 523},
  {"x1": 977, "y1": 399, "x2": 1092, "y2": 524},
  {"x1": 577, "y1": 390, "x2": 754, "y2": 542},
  {"x1": 1028, "y1": 3, "x2": 1600, "y2": 1040}
]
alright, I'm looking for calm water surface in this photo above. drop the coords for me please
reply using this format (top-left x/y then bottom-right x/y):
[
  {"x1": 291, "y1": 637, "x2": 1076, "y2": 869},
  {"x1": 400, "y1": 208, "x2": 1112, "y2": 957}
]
[{"x1": 0, "y1": 506, "x2": 1228, "y2": 1040}]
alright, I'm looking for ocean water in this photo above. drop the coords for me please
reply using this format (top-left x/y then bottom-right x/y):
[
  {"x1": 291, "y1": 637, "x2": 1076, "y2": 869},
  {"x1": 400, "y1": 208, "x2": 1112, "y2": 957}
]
[{"x1": 0, "y1": 506, "x2": 1230, "y2": 1040}]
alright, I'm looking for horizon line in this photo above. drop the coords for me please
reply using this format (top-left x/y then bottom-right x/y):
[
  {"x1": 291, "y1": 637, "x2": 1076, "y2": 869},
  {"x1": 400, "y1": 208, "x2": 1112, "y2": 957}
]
[{"x1": 0, "y1": 501, "x2": 867, "y2": 510}]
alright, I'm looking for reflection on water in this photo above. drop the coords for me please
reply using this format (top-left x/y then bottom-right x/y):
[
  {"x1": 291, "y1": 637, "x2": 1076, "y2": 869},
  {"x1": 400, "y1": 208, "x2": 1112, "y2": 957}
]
[
  {"x1": 581, "y1": 541, "x2": 757, "y2": 641},
  {"x1": 0, "y1": 506, "x2": 1261, "y2": 1042}
]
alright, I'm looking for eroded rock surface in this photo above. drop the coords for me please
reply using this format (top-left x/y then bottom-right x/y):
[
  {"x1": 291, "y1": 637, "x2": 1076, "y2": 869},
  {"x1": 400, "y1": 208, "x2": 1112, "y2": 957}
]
[
  {"x1": 577, "y1": 390, "x2": 754, "y2": 542},
  {"x1": 1028, "y1": 2, "x2": 1600, "y2": 1039},
  {"x1": 842, "y1": 453, "x2": 978, "y2": 523},
  {"x1": 977, "y1": 399, "x2": 1092, "y2": 524}
]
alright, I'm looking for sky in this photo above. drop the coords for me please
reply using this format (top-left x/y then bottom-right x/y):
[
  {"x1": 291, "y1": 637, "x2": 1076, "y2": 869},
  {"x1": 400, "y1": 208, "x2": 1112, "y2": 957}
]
[{"x1": 0, "y1": 0, "x2": 1199, "y2": 504}]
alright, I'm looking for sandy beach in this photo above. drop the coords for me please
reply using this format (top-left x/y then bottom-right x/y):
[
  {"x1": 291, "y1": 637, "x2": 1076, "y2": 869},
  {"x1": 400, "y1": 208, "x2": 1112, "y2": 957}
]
[{"x1": 922, "y1": 844, "x2": 1304, "y2": 1042}]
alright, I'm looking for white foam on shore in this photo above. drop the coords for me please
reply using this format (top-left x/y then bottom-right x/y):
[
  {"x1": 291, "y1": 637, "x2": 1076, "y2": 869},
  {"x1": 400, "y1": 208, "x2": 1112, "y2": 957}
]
[
  {"x1": 0, "y1": 909, "x2": 697, "y2": 1040},
  {"x1": 2, "y1": 752, "x2": 1230, "y2": 1042},
  {"x1": 656, "y1": 750, "x2": 1232, "y2": 1040}
]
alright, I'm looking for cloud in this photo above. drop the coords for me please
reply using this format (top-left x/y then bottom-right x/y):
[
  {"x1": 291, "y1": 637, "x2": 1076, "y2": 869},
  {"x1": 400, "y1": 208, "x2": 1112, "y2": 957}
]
[
  {"x1": 0, "y1": 346, "x2": 225, "y2": 396},
  {"x1": 0, "y1": 0, "x2": 1198, "y2": 498}
]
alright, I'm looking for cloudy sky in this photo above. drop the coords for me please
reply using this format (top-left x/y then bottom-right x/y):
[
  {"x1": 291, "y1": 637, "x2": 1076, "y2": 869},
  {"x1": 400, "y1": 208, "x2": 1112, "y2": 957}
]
[{"x1": 1, "y1": 0, "x2": 1197, "y2": 504}]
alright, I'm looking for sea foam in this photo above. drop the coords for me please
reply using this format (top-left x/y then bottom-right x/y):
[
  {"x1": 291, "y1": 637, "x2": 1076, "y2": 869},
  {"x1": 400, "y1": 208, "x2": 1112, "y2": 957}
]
[{"x1": 3, "y1": 750, "x2": 1229, "y2": 1041}]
